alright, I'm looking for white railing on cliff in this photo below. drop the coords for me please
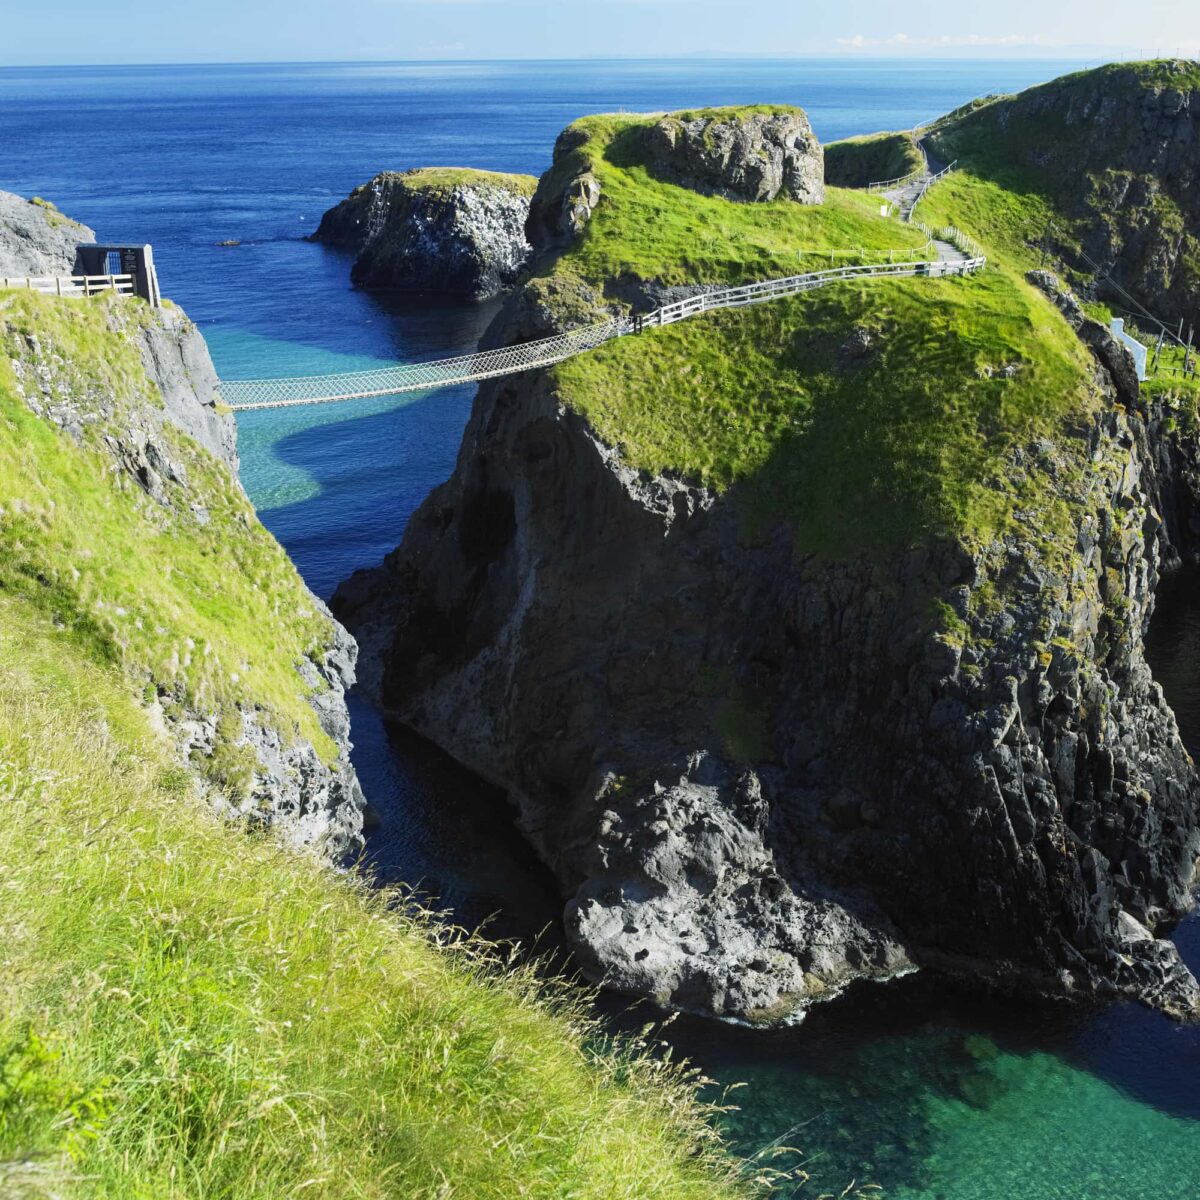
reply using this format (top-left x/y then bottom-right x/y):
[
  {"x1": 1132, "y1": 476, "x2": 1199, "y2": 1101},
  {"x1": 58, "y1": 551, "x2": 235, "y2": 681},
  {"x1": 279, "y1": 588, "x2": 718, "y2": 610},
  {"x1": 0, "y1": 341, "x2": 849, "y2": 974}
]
[
  {"x1": 867, "y1": 166, "x2": 924, "y2": 194},
  {"x1": 1, "y1": 273, "x2": 136, "y2": 298},
  {"x1": 221, "y1": 253, "x2": 986, "y2": 411}
]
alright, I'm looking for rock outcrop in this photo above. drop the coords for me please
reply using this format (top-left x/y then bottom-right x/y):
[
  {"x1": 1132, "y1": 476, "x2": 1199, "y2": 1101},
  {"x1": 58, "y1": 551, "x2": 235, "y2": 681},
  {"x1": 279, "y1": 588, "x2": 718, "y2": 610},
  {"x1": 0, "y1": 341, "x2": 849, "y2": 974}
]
[
  {"x1": 334, "y1": 284, "x2": 1200, "y2": 1022},
  {"x1": 642, "y1": 109, "x2": 825, "y2": 205},
  {"x1": 0, "y1": 190, "x2": 94, "y2": 276},
  {"x1": 332, "y1": 77, "x2": 1200, "y2": 1025},
  {"x1": 312, "y1": 168, "x2": 536, "y2": 299}
]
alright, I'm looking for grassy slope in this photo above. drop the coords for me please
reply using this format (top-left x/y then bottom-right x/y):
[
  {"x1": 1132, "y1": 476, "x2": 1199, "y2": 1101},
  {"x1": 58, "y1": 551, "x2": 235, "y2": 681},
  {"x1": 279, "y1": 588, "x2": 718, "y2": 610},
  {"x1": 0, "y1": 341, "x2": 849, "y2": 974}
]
[
  {"x1": 925, "y1": 60, "x2": 1200, "y2": 312},
  {"x1": 919, "y1": 60, "x2": 1200, "y2": 406},
  {"x1": 0, "y1": 290, "x2": 337, "y2": 765},
  {"x1": 547, "y1": 109, "x2": 1094, "y2": 558},
  {"x1": 539, "y1": 111, "x2": 934, "y2": 289},
  {"x1": 0, "y1": 597, "x2": 754, "y2": 1199},
  {"x1": 824, "y1": 132, "x2": 923, "y2": 189}
]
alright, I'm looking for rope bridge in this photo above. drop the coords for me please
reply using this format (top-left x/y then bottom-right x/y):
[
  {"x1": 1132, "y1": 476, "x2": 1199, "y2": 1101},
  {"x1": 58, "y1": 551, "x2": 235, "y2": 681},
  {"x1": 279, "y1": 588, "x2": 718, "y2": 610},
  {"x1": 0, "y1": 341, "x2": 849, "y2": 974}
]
[{"x1": 221, "y1": 254, "x2": 985, "y2": 412}]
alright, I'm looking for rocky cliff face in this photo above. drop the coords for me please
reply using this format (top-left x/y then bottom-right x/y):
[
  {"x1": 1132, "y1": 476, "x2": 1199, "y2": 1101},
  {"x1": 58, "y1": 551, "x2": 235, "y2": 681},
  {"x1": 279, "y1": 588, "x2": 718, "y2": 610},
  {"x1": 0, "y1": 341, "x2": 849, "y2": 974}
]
[
  {"x1": 334, "y1": 277, "x2": 1200, "y2": 1022},
  {"x1": 312, "y1": 168, "x2": 536, "y2": 299},
  {"x1": 3, "y1": 280, "x2": 364, "y2": 859},
  {"x1": 929, "y1": 60, "x2": 1200, "y2": 325},
  {"x1": 0, "y1": 190, "x2": 94, "y2": 276},
  {"x1": 332, "y1": 81, "x2": 1200, "y2": 1025}
]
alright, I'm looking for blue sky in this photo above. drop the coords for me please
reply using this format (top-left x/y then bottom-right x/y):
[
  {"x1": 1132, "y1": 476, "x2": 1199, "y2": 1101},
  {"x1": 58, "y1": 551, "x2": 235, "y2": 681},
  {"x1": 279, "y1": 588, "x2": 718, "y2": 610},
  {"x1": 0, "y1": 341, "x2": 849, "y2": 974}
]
[{"x1": 3, "y1": 0, "x2": 1198, "y2": 65}]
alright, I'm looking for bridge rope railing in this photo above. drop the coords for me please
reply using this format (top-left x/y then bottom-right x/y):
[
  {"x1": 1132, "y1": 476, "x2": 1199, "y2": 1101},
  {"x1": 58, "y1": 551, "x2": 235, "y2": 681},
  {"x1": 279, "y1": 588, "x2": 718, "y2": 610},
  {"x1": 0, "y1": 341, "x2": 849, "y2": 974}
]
[
  {"x1": 221, "y1": 318, "x2": 629, "y2": 410},
  {"x1": 223, "y1": 252, "x2": 986, "y2": 411}
]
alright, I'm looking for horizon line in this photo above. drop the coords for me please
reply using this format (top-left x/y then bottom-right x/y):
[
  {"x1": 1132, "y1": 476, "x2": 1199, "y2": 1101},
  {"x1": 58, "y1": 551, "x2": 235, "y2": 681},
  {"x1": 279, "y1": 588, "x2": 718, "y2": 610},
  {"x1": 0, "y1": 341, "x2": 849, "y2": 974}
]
[{"x1": 2, "y1": 51, "x2": 1192, "y2": 71}]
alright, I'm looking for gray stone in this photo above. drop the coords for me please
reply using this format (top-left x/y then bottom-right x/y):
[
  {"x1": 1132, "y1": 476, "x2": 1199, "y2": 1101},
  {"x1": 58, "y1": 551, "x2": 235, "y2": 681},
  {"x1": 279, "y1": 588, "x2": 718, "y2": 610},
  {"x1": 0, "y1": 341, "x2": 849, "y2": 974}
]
[
  {"x1": 312, "y1": 170, "x2": 534, "y2": 299},
  {"x1": 642, "y1": 109, "x2": 825, "y2": 205},
  {"x1": 0, "y1": 190, "x2": 94, "y2": 277}
]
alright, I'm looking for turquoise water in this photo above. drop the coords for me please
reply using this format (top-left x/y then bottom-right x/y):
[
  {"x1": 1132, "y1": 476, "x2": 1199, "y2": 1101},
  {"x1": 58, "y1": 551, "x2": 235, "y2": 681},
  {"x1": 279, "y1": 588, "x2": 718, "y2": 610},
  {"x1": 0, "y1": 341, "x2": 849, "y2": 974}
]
[{"x1": 4, "y1": 58, "x2": 1199, "y2": 1197}]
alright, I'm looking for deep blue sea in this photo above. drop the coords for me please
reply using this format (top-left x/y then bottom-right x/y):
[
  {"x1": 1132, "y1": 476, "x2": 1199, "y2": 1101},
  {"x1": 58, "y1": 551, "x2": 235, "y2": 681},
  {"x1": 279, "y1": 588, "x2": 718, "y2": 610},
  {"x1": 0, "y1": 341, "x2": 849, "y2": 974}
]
[{"x1": 4, "y1": 58, "x2": 1199, "y2": 1198}]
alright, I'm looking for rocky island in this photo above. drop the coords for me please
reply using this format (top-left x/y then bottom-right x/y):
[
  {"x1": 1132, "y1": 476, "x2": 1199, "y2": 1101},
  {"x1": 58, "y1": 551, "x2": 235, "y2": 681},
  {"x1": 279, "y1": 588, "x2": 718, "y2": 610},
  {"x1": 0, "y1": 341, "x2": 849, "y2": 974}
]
[
  {"x1": 335, "y1": 65, "x2": 1200, "y2": 1026},
  {"x1": 312, "y1": 166, "x2": 537, "y2": 298}
]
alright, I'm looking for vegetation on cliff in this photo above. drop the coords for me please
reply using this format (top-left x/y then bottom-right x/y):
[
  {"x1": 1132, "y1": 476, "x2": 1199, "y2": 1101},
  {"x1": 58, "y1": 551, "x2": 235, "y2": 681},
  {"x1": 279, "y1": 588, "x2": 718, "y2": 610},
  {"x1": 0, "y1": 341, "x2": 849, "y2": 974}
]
[
  {"x1": 0, "y1": 598, "x2": 754, "y2": 1199},
  {"x1": 0, "y1": 288, "x2": 757, "y2": 1196},
  {"x1": 533, "y1": 109, "x2": 933, "y2": 288},
  {"x1": 824, "y1": 131, "x2": 923, "y2": 188},
  {"x1": 542, "y1": 105, "x2": 1096, "y2": 558},
  {"x1": 0, "y1": 291, "x2": 339, "y2": 769},
  {"x1": 925, "y1": 59, "x2": 1200, "y2": 325},
  {"x1": 399, "y1": 166, "x2": 539, "y2": 197}
]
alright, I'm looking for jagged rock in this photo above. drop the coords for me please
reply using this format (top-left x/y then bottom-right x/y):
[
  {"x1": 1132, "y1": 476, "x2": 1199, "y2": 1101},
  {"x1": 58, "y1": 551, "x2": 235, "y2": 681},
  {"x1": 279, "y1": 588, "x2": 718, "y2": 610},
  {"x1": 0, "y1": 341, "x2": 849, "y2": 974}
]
[
  {"x1": 642, "y1": 109, "x2": 825, "y2": 204},
  {"x1": 0, "y1": 190, "x2": 94, "y2": 276},
  {"x1": 312, "y1": 168, "x2": 535, "y2": 299}
]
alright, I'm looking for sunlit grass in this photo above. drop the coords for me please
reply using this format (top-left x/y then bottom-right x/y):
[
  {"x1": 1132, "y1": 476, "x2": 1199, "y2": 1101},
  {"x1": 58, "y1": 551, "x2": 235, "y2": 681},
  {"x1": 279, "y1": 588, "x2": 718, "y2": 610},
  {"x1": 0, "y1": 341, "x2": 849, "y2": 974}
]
[
  {"x1": 0, "y1": 596, "x2": 762, "y2": 1199},
  {"x1": 0, "y1": 290, "x2": 338, "y2": 764},
  {"x1": 537, "y1": 110, "x2": 933, "y2": 290}
]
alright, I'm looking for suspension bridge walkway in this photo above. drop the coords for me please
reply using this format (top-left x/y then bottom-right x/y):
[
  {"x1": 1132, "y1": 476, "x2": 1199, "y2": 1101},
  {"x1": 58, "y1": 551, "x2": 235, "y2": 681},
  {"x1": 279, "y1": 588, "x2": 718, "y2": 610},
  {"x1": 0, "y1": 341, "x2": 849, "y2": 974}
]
[{"x1": 222, "y1": 163, "x2": 983, "y2": 412}]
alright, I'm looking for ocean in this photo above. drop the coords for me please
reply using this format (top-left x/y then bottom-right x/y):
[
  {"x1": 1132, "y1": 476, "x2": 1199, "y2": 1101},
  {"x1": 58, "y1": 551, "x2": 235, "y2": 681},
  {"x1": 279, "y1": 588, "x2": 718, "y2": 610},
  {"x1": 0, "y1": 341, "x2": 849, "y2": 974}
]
[{"x1": 3, "y1": 57, "x2": 1198, "y2": 1198}]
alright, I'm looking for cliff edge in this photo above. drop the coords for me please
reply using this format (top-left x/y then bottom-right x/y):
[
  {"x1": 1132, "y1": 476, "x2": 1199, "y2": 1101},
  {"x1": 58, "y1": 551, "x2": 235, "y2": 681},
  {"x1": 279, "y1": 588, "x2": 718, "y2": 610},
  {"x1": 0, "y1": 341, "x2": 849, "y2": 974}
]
[
  {"x1": 1, "y1": 194, "x2": 364, "y2": 855},
  {"x1": 334, "y1": 84, "x2": 1200, "y2": 1024}
]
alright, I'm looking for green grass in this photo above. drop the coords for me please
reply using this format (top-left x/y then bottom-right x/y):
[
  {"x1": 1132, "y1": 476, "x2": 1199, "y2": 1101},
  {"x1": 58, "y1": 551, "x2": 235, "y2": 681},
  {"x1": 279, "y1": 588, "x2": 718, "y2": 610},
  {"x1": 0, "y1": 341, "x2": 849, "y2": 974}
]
[
  {"x1": 0, "y1": 290, "x2": 339, "y2": 764},
  {"x1": 537, "y1": 112, "x2": 932, "y2": 290},
  {"x1": 824, "y1": 131, "x2": 923, "y2": 188},
  {"x1": 555, "y1": 264, "x2": 1093, "y2": 556},
  {"x1": 917, "y1": 171, "x2": 1075, "y2": 277},
  {"x1": 540, "y1": 109, "x2": 1096, "y2": 557},
  {"x1": 400, "y1": 166, "x2": 539, "y2": 198},
  {"x1": 0, "y1": 596, "x2": 759, "y2": 1199}
]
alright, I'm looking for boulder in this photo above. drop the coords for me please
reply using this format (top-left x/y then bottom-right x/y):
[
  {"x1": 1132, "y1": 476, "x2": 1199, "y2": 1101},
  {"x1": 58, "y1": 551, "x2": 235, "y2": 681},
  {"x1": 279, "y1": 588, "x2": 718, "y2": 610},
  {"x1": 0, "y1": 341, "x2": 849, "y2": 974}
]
[
  {"x1": 642, "y1": 109, "x2": 825, "y2": 204},
  {"x1": 0, "y1": 190, "x2": 94, "y2": 277}
]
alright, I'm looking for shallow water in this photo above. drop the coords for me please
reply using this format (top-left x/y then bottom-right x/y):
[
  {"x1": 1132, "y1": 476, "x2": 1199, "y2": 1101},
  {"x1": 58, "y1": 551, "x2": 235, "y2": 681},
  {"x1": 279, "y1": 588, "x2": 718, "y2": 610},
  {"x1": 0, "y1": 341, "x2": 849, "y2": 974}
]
[{"x1": 4, "y1": 57, "x2": 1199, "y2": 1198}]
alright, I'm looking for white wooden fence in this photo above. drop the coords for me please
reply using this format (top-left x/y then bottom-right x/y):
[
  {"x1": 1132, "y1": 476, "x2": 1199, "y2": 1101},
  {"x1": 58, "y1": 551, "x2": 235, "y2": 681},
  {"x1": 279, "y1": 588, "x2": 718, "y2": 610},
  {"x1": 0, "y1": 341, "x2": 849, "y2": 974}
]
[{"x1": 0, "y1": 273, "x2": 135, "y2": 298}]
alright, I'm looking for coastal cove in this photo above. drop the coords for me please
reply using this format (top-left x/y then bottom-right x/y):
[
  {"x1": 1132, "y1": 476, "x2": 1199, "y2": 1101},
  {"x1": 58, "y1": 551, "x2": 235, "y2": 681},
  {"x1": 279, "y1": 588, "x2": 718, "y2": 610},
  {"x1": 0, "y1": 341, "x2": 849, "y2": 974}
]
[{"x1": 4, "y1": 57, "x2": 1200, "y2": 1197}]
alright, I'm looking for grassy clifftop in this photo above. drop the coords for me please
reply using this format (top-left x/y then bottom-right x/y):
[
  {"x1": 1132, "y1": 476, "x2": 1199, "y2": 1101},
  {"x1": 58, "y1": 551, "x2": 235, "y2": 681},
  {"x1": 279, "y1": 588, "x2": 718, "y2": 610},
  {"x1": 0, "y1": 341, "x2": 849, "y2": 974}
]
[
  {"x1": 533, "y1": 109, "x2": 933, "y2": 288},
  {"x1": 396, "y1": 166, "x2": 539, "y2": 197},
  {"x1": 924, "y1": 59, "x2": 1200, "y2": 329},
  {"x1": 538, "y1": 106, "x2": 1095, "y2": 558}
]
